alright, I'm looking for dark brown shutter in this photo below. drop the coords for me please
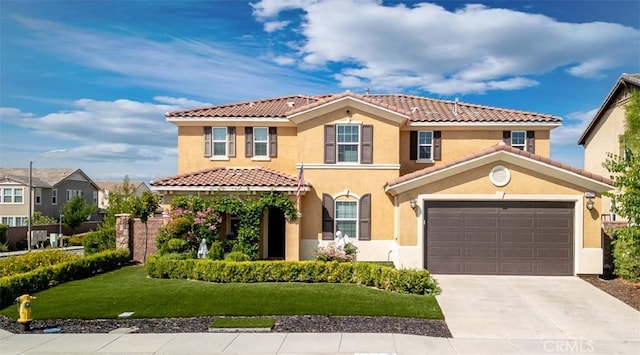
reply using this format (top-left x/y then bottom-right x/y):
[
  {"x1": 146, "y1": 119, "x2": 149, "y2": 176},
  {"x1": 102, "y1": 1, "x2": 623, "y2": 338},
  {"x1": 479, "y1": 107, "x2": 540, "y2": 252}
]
[
  {"x1": 361, "y1": 125, "x2": 373, "y2": 164},
  {"x1": 526, "y1": 130, "x2": 535, "y2": 153},
  {"x1": 410, "y1": 131, "x2": 417, "y2": 160},
  {"x1": 228, "y1": 127, "x2": 236, "y2": 157},
  {"x1": 203, "y1": 127, "x2": 212, "y2": 157},
  {"x1": 503, "y1": 131, "x2": 511, "y2": 146},
  {"x1": 245, "y1": 127, "x2": 253, "y2": 157},
  {"x1": 358, "y1": 193, "x2": 371, "y2": 240},
  {"x1": 433, "y1": 131, "x2": 442, "y2": 161},
  {"x1": 322, "y1": 193, "x2": 334, "y2": 240},
  {"x1": 269, "y1": 127, "x2": 277, "y2": 157},
  {"x1": 324, "y1": 125, "x2": 336, "y2": 164}
]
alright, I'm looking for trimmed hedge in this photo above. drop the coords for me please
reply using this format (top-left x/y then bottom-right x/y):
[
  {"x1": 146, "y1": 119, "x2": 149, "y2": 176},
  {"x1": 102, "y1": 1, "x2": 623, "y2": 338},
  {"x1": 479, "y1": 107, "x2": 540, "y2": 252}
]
[
  {"x1": 145, "y1": 256, "x2": 440, "y2": 296},
  {"x1": 0, "y1": 249, "x2": 131, "y2": 308},
  {"x1": 0, "y1": 249, "x2": 81, "y2": 277}
]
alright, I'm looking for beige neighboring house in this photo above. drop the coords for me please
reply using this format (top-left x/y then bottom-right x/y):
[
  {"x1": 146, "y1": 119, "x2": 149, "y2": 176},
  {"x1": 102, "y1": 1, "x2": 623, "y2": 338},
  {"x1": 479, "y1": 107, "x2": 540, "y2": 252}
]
[
  {"x1": 152, "y1": 92, "x2": 613, "y2": 275},
  {"x1": 0, "y1": 168, "x2": 100, "y2": 226},
  {"x1": 95, "y1": 181, "x2": 151, "y2": 211},
  {"x1": 578, "y1": 73, "x2": 640, "y2": 221}
]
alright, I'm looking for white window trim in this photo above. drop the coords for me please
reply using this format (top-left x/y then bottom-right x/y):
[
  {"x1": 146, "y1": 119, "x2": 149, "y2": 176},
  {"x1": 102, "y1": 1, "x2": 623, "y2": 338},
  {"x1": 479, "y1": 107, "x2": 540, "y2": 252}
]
[
  {"x1": 417, "y1": 130, "x2": 434, "y2": 162},
  {"x1": 0, "y1": 216, "x2": 28, "y2": 227},
  {"x1": 336, "y1": 124, "x2": 360, "y2": 164},
  {"x1": 212, "y1": 127, "x2": 228, "y2": 157},
  {"x1": 511, "y1": 131, "x2": 526, "y2": 150},
  {"x1": 334, "y1": 198, "x2": 358, "y2": 240},
  {"x1": 52, "y1": 188, "x2": 58, "y2": 205},
  {"x1": 35, "y1": 188, "x2": 42, "y2": 205},
  {"x1": 253, "y1": 127, "x2": 269, "y2": 157},
  {"x1": 1, "y1": 187, "x2": 24, "y2": 204}
]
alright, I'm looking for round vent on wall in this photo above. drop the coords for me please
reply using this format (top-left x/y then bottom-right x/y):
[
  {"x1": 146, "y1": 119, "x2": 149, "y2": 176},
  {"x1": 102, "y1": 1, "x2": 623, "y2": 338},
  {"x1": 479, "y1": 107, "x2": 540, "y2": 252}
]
[{"x1": 489, "y1": 165, "x2": 511, "y2": 187}]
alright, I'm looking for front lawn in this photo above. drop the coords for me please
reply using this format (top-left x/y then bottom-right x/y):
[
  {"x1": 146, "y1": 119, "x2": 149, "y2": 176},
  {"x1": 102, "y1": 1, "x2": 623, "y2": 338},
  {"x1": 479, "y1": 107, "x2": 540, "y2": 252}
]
[{"x1": 0, "y1": 266, "x2": 443, "y2": 320}]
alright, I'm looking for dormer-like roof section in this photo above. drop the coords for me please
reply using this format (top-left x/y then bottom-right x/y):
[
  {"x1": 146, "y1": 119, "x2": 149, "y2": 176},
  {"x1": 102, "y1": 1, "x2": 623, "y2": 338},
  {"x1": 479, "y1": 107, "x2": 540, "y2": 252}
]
[
  {"x1": 166, "y1": 92, "x2": 561, "y2": 125},
  {"x1": 578, "y1": 73, "x2": 640, "y2": 145},
  {"x1": 150, "y1": 167, "x2": 309, "y2": 193}
]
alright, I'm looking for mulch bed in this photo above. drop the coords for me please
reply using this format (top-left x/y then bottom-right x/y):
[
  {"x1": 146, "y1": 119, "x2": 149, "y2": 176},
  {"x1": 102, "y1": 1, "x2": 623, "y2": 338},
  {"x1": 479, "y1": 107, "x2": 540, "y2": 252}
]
[{"x1": 579, "y1": 275, "x2": 640, "y2": 311}]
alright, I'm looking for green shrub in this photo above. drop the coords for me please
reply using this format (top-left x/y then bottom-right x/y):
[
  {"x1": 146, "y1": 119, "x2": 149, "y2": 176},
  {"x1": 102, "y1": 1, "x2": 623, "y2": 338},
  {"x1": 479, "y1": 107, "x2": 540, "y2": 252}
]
[
  {"x1": 208, "y1": 241, "x2": 224, "y2": 260},
  {"x1": 0, "y1": 224, "x2": 7, "y2": 244},
  {"x1": 0, "y1": 249, "x2": 131, "y2": 308},
  {"x1": 0, "y1": 249, "x2": 81, "y2": 277},
  {"x1": 83, "y1": 227, "x2": 115, "y2": 255},
  {"x1": 67, "y1": 232, "x2": 90, "y2": 246},
  {"x1": 612, "y1": 227, "x2": 640, "y2": 281},
  {"x1": 145, "y1": 257, "x2": 440, "y2": 295},
  {"x1": 225, "y1": 251, "x2": 251, "y2": 262}
]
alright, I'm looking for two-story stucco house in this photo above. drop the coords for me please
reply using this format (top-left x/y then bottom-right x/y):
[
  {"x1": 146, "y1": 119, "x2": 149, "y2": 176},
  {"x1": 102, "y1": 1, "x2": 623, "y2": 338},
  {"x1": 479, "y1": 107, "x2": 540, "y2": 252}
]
[
  {"x1": 578, "y1": 74, "x2": 640, "y2": 222},
  {"x1": 0, "y1": 168, "x2": 100, "y2": 225},
  {"x1": 151, "y1": 92, "x2": 612, "y2": 276}
]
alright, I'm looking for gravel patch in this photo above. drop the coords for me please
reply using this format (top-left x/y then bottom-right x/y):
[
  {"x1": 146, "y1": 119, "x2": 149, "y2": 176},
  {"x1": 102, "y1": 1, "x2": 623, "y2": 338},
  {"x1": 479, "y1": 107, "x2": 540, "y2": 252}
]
[{"x1": 0, "y1": 315, "x2": 451, "y2": 337}]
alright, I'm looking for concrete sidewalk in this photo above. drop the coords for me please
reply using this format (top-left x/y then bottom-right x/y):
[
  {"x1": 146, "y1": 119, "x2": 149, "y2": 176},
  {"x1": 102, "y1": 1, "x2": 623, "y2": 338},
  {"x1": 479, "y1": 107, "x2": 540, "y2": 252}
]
[{"x1": 1, "y1": 331, "x2": 639, "y2": 354}]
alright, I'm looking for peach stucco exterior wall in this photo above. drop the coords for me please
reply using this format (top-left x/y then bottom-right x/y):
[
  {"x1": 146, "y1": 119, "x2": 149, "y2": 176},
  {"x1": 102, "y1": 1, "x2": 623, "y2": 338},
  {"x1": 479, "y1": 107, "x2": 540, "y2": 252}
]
[
  {"x1": 583, "y1": 93, "x2": 628, "y2": 217},
  {"x1": 395, "y1": 161, "x2": 602, "y2": 249},
  {"x1": 296, "y1": 108, "x2": 400, "y2": 164},
  {"x1": 177, "y1": 126, "x2": 299, "y2": 175},
  {"x1": 399, "y1": 130, "x2": 550, "y2": 175}
]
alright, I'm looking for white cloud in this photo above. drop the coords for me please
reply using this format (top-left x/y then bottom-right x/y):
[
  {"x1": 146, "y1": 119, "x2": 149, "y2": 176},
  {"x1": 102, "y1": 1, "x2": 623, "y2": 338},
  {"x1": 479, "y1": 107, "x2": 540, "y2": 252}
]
[
  {"x1": 252, "y1": 0, "x2": 640, "y2": 95},
  {"x1": 551, "y1": 108, "x2": 598, "y2": 146},
  {"x1": 272, "y1": 55, "x2": 296, "y2": 65},
  {"x1": 264, "y1": 20, "x2": 290, "y2": 32},
  {"x1": 12, "y1": 15, "x2": 332, "y2": 102}
]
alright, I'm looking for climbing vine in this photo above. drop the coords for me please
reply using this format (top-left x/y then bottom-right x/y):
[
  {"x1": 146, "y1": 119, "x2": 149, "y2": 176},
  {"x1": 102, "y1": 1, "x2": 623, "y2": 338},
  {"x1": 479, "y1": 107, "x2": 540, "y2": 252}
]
[{"x1": 158, "y1": 191, "x2": 297, "y2": 260}]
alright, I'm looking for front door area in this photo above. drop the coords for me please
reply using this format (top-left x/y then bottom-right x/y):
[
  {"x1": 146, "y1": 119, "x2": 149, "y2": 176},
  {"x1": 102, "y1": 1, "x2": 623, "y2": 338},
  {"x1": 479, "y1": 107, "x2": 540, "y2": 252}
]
[{"x1": 267, "y1": 207, "x2": 286, "y2": 259}]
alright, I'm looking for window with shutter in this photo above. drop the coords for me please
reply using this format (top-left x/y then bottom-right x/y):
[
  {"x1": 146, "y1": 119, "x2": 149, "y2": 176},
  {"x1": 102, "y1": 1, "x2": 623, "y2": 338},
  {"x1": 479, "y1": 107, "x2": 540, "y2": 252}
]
[
  {"x1": 253, "y1": 127, "x2": 268, "y2": 157},
  {"x1": 203, "y1": 127, "x2": 212, "y2": 157},
  {"x1": 337, "y1": 124, "x2": 359, "y2": 162},
  {"x1": 324, "y1": 125, "x2": 336, "y2": 164},
  {"x1": 322, "y1": 193, "x2": 334, "y2": 240},
  {"x1": 511, "y1": 131, "x2": 526, "y2": 150},
  {"x1": 358, "y1": 193, "x2": 371, "y2": 240},
  {"x1": 245, "y1": 127, "x2": 253, "y2": 157},
  {"x1": 361, "y1": 125, "x2": 373, "y2": 164},
  {"x1": 212, "y1": 127, "x2": 227, "y2": 156}
]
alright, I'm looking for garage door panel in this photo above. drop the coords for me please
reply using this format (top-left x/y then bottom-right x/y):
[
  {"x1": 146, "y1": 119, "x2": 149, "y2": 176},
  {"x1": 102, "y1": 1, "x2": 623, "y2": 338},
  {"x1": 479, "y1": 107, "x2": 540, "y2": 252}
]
[
  {"x1": 465, "y1": 231, "x2": 498, "y2": 243},
  {"x1": 425, "y1": 201, "x2": 574, "y2": 276},
  {"x1": 465, "y1": 247, "x2": 497, "y2": 258},
  {"x1": 501, "y1": 247, "x2": 534, "y2": 258},
  {"x1": 501, "y1": 232, "x2": 534, "y2": 243}
]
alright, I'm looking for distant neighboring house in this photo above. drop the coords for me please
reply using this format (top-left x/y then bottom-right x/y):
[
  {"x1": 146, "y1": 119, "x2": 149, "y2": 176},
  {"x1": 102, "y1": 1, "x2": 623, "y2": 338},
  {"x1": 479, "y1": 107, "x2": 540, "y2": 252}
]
[
  {"x1": 0, "y1": 168, "x2": 100, "y2": 225},
  {"x1": 151, "y1": 92, "x2": 612, "y2": 275},
  {"x1": 578, "y1": 73, "x2": 640, "y2": 221},
  {"x1": 95, "y1": 180, "x2": 150, "y2": 210}
]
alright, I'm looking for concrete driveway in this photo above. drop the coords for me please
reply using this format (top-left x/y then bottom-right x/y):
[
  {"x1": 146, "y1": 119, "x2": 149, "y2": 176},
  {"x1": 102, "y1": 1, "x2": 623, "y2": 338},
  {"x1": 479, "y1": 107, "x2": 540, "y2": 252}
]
[{"x1": 435, "y1": 275, "x2": 640, "y2": 341}]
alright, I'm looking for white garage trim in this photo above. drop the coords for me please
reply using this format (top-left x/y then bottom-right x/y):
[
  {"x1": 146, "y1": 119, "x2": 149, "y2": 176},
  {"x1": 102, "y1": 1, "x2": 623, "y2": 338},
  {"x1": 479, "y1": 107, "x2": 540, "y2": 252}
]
[{"x1": 395, "y1": 193, "x2": 595, "y2": 275}]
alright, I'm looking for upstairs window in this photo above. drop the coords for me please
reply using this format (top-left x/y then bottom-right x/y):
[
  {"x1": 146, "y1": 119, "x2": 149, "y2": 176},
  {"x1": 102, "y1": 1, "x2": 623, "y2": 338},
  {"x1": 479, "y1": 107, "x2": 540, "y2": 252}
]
[
  {"x1": 52, "y1": 189, "x2": 58, "y2": 205},
  {"x1": 212, "y1": 127, "x2": 228, "y2": 156},
  {"x1": 35, "y1": 188, "x2": 42, "y2": 205},
  {"x1": 204, "y1": 127, "x2": 236, "y2": 158},
  {"x1": 66, "y1": 189, "x2": 83, "y2": 202},
  {"x1": 503, "y1": 131, "x2": 535, "y2": 153},
  {"x1": 337, "y1": 124, "x2": 360, "y2": 163},
  {"x1": 1, "y1": 188, "x2": 23, "y2": 204},
  {"x1": 418, "y1": 131, "x2": 433, "y2": 160},
  {"x1": 253, "y1": 127, "x2": 269, "y2": 157}
]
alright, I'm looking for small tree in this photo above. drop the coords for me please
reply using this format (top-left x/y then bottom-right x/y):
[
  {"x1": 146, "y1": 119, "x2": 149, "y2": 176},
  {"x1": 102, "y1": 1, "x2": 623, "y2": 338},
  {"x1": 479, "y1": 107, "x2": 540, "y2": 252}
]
[
  {"x1": 30, "y1": 211, "x2": 57, "y2": 225},
  {"x1": 604, "y1": 90, "x2": 640, "y2": 280},
  {"x1": 132, "y1": 191, "x2": 160, "y2": 262},
  {"x1": 62, "y1": 196, "x2": 97, "y2": 235}
]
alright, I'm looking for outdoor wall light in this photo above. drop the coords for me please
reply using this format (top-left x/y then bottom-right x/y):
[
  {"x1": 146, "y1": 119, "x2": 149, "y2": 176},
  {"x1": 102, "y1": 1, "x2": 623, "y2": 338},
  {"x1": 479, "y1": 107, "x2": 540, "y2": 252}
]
[
  {"x1": 409, "y1": 198, "x2": 417, "y2": 209},
  {"x1": 585, "y1": 191, "x2": 596, "y2": 210}
]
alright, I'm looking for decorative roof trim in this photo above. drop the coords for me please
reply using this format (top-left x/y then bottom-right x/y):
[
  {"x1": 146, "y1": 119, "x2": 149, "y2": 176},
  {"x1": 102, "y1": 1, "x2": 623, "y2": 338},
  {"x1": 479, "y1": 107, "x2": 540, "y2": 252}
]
[{"x1": 578, "y1": 73, "x2": 640, "y2": 145}]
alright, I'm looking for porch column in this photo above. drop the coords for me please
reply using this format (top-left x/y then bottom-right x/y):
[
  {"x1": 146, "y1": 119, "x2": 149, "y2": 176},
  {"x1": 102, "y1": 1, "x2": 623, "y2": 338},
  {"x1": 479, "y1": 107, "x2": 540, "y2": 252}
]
[{"x1": 285, "y1": 216, "x2": 301, "y2": 261}]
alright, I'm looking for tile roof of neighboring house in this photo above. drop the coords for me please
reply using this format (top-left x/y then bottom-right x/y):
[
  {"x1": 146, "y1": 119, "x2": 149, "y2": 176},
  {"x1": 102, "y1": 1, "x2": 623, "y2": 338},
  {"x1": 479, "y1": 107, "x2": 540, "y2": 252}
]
[
  {"x1": 150, "y1": 167, "x2": 306, "y2": 189},
  {"x1": 0, "y1": 168, "x2": 80, "y2": 188},
  {"x1": 166, "y1": 92, "x2": 561, "y2": 124},
  {"x1": 385, "y1": 144, "x2": 613, "y2": 188},
  {"x1": 95, "y1": 181, "x2": 145, "y2": 191},
  {"x1": 579, "y1": 73, "x2": 640, "y2": 145}
]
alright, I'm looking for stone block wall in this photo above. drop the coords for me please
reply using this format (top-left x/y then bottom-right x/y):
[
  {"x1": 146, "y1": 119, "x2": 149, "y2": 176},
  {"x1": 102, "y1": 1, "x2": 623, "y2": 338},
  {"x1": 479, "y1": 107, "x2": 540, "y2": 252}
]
[{"x1": 115, "y1": 214, "x2": 165, "y2": 263}]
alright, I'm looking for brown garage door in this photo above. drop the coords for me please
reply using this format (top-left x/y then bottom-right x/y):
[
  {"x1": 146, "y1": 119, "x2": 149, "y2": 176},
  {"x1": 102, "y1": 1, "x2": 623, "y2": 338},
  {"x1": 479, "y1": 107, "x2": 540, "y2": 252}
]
[{"x1": 425, "y1": 201, "x2": 574, "y2": 276}]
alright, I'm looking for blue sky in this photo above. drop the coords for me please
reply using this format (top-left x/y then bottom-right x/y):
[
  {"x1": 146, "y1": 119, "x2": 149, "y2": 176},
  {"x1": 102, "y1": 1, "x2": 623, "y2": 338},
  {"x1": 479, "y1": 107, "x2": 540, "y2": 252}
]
[{"x1": 1, "y1": 0, "x2": 639, "y2": 182}]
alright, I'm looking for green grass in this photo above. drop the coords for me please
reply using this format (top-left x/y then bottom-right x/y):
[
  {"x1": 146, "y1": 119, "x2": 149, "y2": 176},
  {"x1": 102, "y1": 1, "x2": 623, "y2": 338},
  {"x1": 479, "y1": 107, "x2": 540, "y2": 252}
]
[
  {"x1": 0, "y1": 266, "x2": 442, "y2": 320},
  {"x1": 210, "y1": 317, "x2": 275, "y2": 328}
]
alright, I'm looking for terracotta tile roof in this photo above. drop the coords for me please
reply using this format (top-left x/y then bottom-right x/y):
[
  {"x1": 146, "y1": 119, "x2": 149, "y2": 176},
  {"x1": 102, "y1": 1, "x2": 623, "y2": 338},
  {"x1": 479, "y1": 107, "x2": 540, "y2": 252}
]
[
  {"x1": 151, "y1": 167, "x2": 306, "y2": 189},
  {"x1": 166, "y1": 92, "x2": 560, "y2": 124},
  {"x1": 385, "y1": 144, "x2": 613, "y2": 188}
]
